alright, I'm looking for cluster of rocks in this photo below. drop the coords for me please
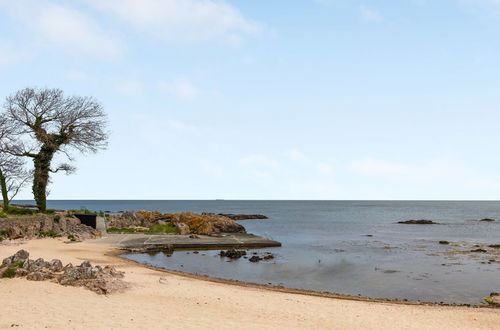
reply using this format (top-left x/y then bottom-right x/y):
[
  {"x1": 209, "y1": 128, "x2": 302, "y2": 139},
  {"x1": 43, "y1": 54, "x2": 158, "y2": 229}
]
[
  {"x1": 219, "y1": 249, "x2": 247, "y2": 259},
  {"x1": 0, "y1": 214, "x2": 101, "y2": 241},
  {"x1": 108, "y1": 211, "x2": 246, "y2": 235},
  {"x1": 202, "y1": 213, "x2": 268, "y2": 220},
  {"x1": 0, "y1": 250, "x2": 126, "y2": 294},
  {"x1": 219, "y1": 249, "x2": 276, "y2": 262}
]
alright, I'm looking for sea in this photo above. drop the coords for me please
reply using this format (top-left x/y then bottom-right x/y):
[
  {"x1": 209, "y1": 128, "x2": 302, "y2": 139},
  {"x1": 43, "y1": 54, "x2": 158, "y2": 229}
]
[{"x1": 19, "y1": 200, "x2": 500, "y2": 305}]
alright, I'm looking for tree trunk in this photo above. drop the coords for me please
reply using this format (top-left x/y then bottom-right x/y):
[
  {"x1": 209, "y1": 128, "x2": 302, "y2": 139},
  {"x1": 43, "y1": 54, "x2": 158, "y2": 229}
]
[
  {"x1": 32, "y1": 146, "x2": 55, "y2": 211},
  {"x1": 0, "y1": 169, "x2": 8, "y2": 210}
]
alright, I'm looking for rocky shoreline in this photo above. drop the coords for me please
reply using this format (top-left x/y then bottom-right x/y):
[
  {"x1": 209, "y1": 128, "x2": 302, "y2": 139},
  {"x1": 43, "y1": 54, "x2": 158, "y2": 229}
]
[{"x1": 1, "y1": 249, "x2": 126, "y2": 294}]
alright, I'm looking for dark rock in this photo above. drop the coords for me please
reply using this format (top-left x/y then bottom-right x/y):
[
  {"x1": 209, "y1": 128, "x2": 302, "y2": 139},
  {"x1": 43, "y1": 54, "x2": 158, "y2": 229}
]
[
  {"x1": 397, "y1": 220, "x2": 438, "y2": 224},
  {"x1": 488, "y1": 244, "x2": 500, "y2": 249},
  {"x1": 249, "y1": 256, "x2": 262, "y2": 262},
  {"x1": 479, "y1": 218, "x2": 496, "y2": 222},
  {"x1": 219, "y1": 250, "x2": 247, "y2": 259},
  {"x1": 439, "y1": 241, "x2": 450, "y2": 245},
  {"x1": 470, "y1": 248, "x2": 487, "y2": 253}
]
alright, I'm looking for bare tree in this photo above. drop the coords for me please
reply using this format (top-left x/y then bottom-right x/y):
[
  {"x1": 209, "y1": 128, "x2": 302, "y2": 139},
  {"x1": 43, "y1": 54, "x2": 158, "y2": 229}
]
[
  {"x1": 0, "y1": 88, "x2": 108, "y2": 211},
  {"x1": 0, "y1": 154, "x2": 31, "y2": 210}
]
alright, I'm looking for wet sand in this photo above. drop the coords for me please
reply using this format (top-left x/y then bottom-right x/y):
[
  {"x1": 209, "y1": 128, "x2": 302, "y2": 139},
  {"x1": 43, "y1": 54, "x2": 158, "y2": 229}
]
[{"x1": 0, "y1": 238, "x2": 499, "y2": 330}]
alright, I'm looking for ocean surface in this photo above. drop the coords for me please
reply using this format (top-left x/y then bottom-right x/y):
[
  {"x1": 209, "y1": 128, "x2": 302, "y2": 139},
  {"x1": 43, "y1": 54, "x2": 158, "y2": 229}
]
[{"x1": 20, "y1": 200, "x2": 500, "y2": 304}]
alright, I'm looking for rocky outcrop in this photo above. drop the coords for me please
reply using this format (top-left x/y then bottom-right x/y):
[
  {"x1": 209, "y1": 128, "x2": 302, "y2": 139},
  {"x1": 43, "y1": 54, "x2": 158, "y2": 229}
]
[
  {"x1": 170, "y1": 213, "x2": 245, "y2": 235},
  {"x1": 0, "y1": 250, "x2": 126, "y2": 294},
  {"x1": 397, "y1": 220, "x2": 438, "y2": 225},
  {"x1": 479, "y1": 218, "x2": 496, "y2": 222},
  {"x1": 0, "y1": 214, "x2": 101, "y2": 241},
  {"x1": 108, "y1": 211, "x2": 245, "y2": 235}
]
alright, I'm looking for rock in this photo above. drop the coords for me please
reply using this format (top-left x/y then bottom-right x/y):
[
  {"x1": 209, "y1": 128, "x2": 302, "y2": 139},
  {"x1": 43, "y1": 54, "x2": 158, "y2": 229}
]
[
  {"x1": 479, "y1": 218, "x2": 496, "y2": 222},
  {"x1": 0, "y1": 215, "x2": 99, "y2": 241},
  {"x1": 439, "y1": 241, "x2": 450, "y2": 245},
  {"x1": 2, "y1": 250, "x2": 126, "y2": 295},
  {"x1": 49, "y1": 259, "x2": 63, "y2": 272},
  {"x1": 12, "y1": 250, "x2": 29, "y2": 263},
  {"x1": 189, "y1": 234, "x2": 199, "y2": 239},
  {"x1": 249, "y1": 256, "x2": 262, "y2": 262},
  {"x1": 397, "y1": 220, "x2": 438, "y2": 224},
  {"x1": 488, "y1": 244, "x2": 500, "y2": 248},
  {"x1": 26, "y1": 271, "x2": 53, "y2": 281},
  {"x1": 470, "y1": 248, "x2": 487, "y2": 253},
  {"x1": 219, "y1": 250, "x2": 247, "y2": 259},
  {"x1": 175, "y1": 223, "x2": 190, "y2": 235}
]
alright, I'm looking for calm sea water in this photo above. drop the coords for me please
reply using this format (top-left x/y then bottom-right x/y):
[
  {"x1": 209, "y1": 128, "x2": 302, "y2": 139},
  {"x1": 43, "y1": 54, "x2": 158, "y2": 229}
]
[{"x1": 21, "y1": 200, "x2": 500, "y2": 304}]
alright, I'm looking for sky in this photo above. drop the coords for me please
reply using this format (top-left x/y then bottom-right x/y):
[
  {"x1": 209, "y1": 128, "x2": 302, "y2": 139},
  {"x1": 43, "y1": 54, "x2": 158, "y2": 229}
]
[{"x1": 1, "y1": 0, "x2": 500, "y2": 200}]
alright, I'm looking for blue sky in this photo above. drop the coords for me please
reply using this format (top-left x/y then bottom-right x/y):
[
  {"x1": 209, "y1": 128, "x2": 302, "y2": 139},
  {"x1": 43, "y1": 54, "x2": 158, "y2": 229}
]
[{"x1": 2, "y1": 0, "x2": 500, "y2": 200}]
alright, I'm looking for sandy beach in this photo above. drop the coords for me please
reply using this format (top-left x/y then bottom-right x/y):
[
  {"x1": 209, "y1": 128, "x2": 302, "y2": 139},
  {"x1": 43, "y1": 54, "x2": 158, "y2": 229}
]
[{"x1": 0, "y1": 238, "x2": 498, "y2": 330}]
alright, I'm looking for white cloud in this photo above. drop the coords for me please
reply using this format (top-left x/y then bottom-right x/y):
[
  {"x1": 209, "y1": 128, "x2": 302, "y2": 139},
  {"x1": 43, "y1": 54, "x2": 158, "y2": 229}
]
[
  {"x1": 287, "y1": 149, "x2": 307, "y2": 162},
  {"x1": 85, "y1": 0, "x2": 261, "y2": 44},
  {"x1": 0, "y1": 0, "x2": 122, "y2": 60},
  {"x1": 359, "y1": 6, "x2": 382, "y2": 22},
  {"x1": 159, "y1": 79, "x2": 199, "y2": 100}
]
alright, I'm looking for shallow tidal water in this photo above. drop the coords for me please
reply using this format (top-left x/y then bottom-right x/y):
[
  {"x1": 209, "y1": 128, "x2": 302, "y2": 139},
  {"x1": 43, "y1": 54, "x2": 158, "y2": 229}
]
[{"x1": 31, "y1": 200, "x2": 500, "y2": 304}]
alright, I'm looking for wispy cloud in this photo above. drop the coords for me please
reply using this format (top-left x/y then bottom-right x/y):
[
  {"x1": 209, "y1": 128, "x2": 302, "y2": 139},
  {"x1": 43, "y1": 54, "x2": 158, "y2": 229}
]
[
  {"x1": 159, "y1": 78, "x2": 199, "y2": 101},
  {"x1": 84, "y1": 0, "x2": 262, "y2": 45},
  {"x1": 359, "y1": 6, "x2": 382, "y2": 22},
  {"x1": 0, "y1": 0, "x2": 123, "y2": 60}
]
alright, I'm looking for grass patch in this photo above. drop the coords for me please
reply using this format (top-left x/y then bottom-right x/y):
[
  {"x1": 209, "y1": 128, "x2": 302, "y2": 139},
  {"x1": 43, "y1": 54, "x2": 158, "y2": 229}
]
[
  {"x1": 6, "y1": 207, "x2": 35, "y2": 216},
  {"x1": 39, "y1": 230, "x2": 60, "y2": 238},
  {"x1": 0, "y1": 230, "x2": 8, "y2": 236},
  {"x1": 148, "y1": 223, "x2": 177, "y2": 234},
  {"x1": 0, "y1": 212, "x2": 7, "y2": 218},
  {"x1": 108, "y1": 223, "x2": 177, "y2": 234},
  {"x1": 2, "y1": 268, "x2": 16, "y2": 278}
]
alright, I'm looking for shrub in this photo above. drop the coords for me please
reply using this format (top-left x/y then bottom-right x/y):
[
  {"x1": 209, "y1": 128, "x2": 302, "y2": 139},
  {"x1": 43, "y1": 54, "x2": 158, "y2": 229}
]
[
  {"x1": 53, "y1": 215, "x2": 61, "y2": 223},
  {"x1": 0, "y1": 230, "x2": 8, "y2": 236},
  {"x1": 1, "y1": 268, "x2": 16, "y2": 278},
  {"x1": 39, "y1": 230, "x2": 60, "y2": 238},
  {"x1": 44, "y1": 209, "x2": 56, "y2": 215},
  {"x1": 0, "y1": 212, "x2": 7, "y2": 218},
  {"x1": 6, "y1": 207, "x2": 35, "y2": 215}
]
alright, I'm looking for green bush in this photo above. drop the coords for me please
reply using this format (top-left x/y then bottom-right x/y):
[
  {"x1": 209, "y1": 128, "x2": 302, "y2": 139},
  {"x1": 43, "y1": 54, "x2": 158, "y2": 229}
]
[
  {"x1": 6, "y1": 207, "x2": 35, "y2": 215},
  {"x1": 0, "y1": 230, "x2": 8, "y2": 236},
  {"x1": 53, "y1": 215, "x2": 61, "y2": 223},
  {"x1": 44, "y1": 209, "x2": 56, "y2": 215},
  {"x1": 39, "y1": 230, "x2": 60, "y2": 238},
  {"x1": 0, "y1": 212, "x2": 7, "y2": 218},
  {"x1": 1, "y1": 268, "x2": 16, "y2": 278}
]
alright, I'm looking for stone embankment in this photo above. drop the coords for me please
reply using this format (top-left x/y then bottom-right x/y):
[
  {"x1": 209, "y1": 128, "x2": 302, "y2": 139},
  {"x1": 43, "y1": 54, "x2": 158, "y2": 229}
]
[
  {"x1": 0, "y1": 250, "x2": 126, "y2": 294},
  {"x1": 0, "y1": 214, "x2": 101, "y2": 241}
]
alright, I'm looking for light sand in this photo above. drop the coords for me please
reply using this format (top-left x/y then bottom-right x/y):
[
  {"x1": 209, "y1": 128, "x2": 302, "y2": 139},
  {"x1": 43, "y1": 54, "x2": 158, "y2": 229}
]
[{"x1": 0, "y1": 238, "x2": 498, "y2": 330}]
